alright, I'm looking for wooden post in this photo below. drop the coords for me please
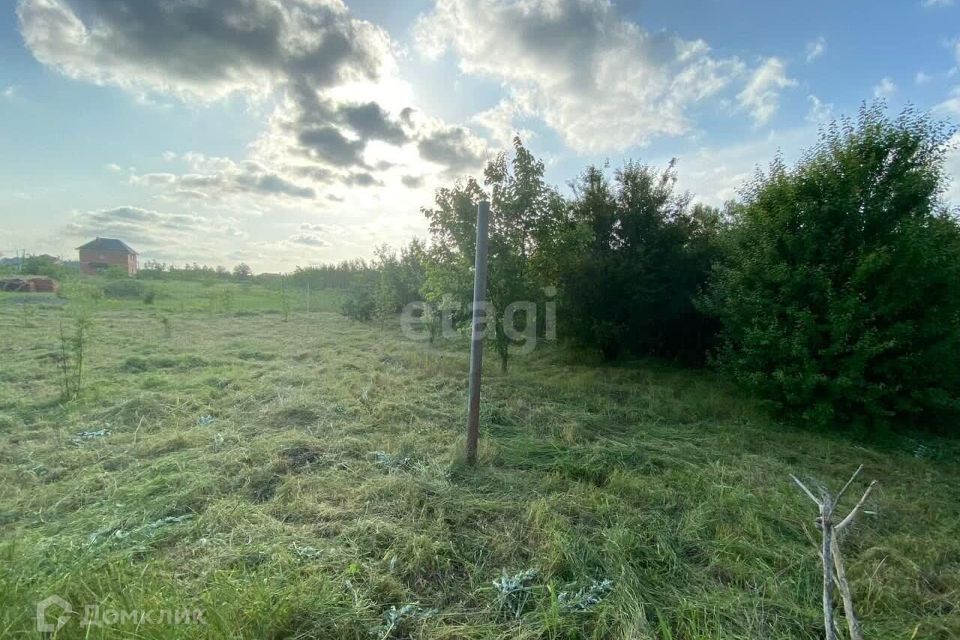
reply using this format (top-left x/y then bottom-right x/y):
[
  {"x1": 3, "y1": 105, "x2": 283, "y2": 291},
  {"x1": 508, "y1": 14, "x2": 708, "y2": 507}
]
[{"x1": 466, "y1": 200, "x2": 490, "y2": 465}]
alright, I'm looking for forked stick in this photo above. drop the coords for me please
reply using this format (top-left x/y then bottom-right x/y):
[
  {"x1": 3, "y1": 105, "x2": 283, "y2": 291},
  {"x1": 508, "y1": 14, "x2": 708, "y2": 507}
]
[
  {"x1": 792, "y1": 466, "x2": 876, "y2": 640},
  {"x1": 836, "y1": 480, "x2": 877, "y2": 532}
]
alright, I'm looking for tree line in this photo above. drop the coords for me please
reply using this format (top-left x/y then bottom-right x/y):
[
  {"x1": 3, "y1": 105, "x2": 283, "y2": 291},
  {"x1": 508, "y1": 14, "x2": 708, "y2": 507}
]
[{"x1": 345, "y1": 105, "x2": 960, "y2": 434}]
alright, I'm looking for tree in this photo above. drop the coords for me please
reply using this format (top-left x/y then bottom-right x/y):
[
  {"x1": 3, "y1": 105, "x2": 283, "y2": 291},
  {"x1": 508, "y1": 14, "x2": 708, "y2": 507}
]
[
  {"x1": 422, "y1": 137, "x2": 560, "y2": 371},
  {"x1": 21, "y1": 255, "x2": 69, "y2": 280},
  {"x1": 558, "y1": 161, "x2": 721, "y2": 361},
  {"x1": 232, "y1": 263, "x2": 253, "y2": 281},
  {"x1": 702, "y1": 105, "x2": 960, "y2": 431}
]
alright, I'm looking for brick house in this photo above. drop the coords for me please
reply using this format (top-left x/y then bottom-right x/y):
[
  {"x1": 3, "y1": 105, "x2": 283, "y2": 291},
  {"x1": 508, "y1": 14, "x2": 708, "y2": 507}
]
[{"x1": 77, "y1": 238, "x2": 139, "y2": 276}]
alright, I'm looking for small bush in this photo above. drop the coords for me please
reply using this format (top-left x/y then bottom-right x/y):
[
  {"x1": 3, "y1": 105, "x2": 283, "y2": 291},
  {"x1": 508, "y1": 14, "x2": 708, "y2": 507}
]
[
  {"x1": 102, "y1": 279, "x2": 145, "y2": 299},
  {"x1": 142, "y1": 288, "x2": 157, "y2": 304},
  {"x1": 341, "y1": 285, "x2": 375, "y2": 322}
]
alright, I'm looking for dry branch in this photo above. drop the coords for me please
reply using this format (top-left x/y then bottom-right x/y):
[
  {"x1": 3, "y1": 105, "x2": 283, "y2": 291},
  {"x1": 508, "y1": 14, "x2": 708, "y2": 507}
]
[{"x1": 791, "y1": 466, "x2": 877, "y2": 640}]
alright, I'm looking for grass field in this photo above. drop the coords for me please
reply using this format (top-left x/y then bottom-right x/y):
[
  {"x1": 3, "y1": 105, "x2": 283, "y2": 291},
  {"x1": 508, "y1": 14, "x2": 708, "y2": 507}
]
[{"x1": 1, "y1": 285, "x2": 958, "y2": 639}]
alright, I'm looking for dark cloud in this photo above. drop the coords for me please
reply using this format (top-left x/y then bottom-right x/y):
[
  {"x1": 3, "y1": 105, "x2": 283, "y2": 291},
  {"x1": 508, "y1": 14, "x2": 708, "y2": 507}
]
[
  {"x1": 417, "y1": 126, "x2": 484, "y2": 174},
  {"x1": 18, "y1": 0, "x2": 387, "y2": 98},
  {"x1": 19, "y1": 0, "x2": 493, "y2": 202},
  {"x1": 293, "y1": 166, "x2": 335, "y2": 183},
  {"x1": 133, "y1": 160, "x2": 315, "y2": 200},
  {"x1": 288, "y1": 233, "x2": 329, "y2": 248},
  {"x1": 297, "y1": 126, "x2": 366, "y2": 167},
  {"x1": 340, "y1": 102, "x2": 408, "y2": 145},
  {"x1": 65, "y1": 206, "x2": 219, "y2": 246},
  {"x1": 300, "y1": 222, "x2": 342, "y2": 233},
  {"x1": 401, "y1": 175, "x2": 425, "y2": 188},
  {"x1": 283, "y1": 87, "x2": 409, "y2": 168},
  {"x1": 344, "y1": 172, "x2": 383, "y2": 187},
  {"x1": 234, "y1": 172, "x2": 315, "y2": 199}
]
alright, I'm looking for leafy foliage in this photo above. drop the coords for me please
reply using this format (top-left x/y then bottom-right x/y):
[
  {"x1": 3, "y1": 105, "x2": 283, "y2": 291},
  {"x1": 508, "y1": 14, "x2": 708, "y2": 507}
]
[
  {"x1": 492, "y1": 568, "x2": 539, "y2": 619},
  {"x1": 340, "y1": 282, "x2": 376, "y2": 322},
  {"x1": 20, "y1": 255, "x2": 71, "y2": 280},
  {"x1": 422, "y1": 137, "x2": 562, "y2": 370},
  {"x1": 557, "y1": 578, "x2": 614, "y2": 612},
  {"x1": 56, "y1": 309, "x2": 92, "y2": 400},
  {"x1": 557, "y1": 161, "x2": 722, "y2": 361},
  {"x1": 702, "y1": 105, "x2": 960, "y2": 431}
]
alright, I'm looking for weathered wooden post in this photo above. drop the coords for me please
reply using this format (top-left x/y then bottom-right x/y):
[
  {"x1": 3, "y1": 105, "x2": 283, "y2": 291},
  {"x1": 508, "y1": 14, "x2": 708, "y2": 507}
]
[{"x1": 466, "y1": 200, "x2": 490, "y2": 465}]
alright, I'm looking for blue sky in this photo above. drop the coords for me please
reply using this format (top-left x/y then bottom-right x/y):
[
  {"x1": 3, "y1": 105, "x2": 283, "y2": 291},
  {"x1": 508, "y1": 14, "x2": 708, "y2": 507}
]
[{"x1": 1, "y1": 0, "x2": 959, "y2": 271}]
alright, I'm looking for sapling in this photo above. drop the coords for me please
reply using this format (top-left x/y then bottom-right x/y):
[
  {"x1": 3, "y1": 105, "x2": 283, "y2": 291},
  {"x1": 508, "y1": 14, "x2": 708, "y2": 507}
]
[{"x1": 57, "y1": 309, "x2": 92, "y2": 400}]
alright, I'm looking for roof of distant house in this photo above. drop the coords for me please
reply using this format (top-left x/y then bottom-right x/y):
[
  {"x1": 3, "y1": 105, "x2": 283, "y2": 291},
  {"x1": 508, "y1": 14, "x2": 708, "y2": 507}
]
[{"x1": 76, "y1": 237, "x2": 137, "y2": 254}]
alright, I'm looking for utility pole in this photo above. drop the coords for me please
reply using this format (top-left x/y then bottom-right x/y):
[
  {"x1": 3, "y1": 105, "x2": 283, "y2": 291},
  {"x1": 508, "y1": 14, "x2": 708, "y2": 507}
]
[{"x1": 465, "y1": 200, "x2": 490, "y2": 465}]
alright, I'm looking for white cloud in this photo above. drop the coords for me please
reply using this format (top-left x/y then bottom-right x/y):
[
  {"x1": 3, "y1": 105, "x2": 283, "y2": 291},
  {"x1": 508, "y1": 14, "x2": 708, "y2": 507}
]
[
  {"x1": 64, "y1": 206, "x2": 235, "y2": 250},
  {"x1": 805, "y1": 95, "x2": 834, "y2": 123},
  {"x1": 17, "y1": 0, "x2": 487, "y2": 188},
  {"x1": 131, "y1": 153, "x2": 316, "y2": 201},
  {"x1": 873, "y1": 77, "x2": 897, "y2": 98},
  {"x1": 935, "y1": 87, "x2": 960, "y2": 117},
  {"x1": 415, "y1": 0, "x2": 748, "y2": 152},
  {"x1": 737, "y1": 58, "x2": 797, "y2": 125},
  {"x1": 805, "y1": 37, "x2": 826, "y2": 63},
  {"x1": 18, "y1": 0, "x2": 493, "y2": 268},
  {"x1": 922, "y1": 0, "x2": 954, "y2": 7},
  {"x1": 2, "y1": 85, "x2": 15, "y2": 99},
  {"x1": 916, "y1": 71, "x2": 933, "y2": 84}
]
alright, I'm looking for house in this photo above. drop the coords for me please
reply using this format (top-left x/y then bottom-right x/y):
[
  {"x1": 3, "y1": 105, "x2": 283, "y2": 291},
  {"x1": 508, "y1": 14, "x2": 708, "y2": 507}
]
[{"x1": 77, "y1": 237, "x2": 139, "y2": 276}]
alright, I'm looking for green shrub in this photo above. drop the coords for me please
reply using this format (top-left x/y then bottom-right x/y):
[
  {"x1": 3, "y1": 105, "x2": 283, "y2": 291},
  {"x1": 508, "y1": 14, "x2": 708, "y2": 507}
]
[
  {"x1": 102, "y1": 279, "x2": 145, "y2": 299},
  {"x1": 702, "y1": 105, "x2": 960, "y2": 432},
  {"x1": 559, "y1": 162, "x2": 721, "y2": 362},
  {"x1": 341, "y1": 285, "x2": 375, "y2": 322},
  {"x1": 21, "y1": 255, "x2": 71, "y2": 280}
]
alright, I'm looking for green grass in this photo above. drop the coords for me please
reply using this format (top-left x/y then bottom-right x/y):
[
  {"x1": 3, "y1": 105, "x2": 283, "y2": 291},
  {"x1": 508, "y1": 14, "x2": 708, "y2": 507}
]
[{"x1": 1, "y1": 283, "x2": 958, "y2": 638}]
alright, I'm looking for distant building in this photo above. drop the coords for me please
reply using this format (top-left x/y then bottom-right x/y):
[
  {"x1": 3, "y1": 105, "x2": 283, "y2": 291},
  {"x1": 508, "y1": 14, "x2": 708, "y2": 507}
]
[{"x1": 77, "y1": 237, "x2": 138, "y2": 276}]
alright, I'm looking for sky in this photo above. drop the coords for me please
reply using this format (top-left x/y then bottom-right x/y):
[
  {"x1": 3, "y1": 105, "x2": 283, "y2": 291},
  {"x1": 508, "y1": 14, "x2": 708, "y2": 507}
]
[{"x1": 1, "y1": 0, "x2": 959, "y2": 272}]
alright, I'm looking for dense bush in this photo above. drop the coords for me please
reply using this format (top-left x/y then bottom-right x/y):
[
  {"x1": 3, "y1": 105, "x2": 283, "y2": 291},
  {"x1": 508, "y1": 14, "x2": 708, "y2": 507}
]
[
  {"x1": 288, "y1": 260, "x2": 375, "y2": 291},
  {"x1": 558, "y1": 161, "x2": 721, "y2": 361},
  {"x1": 372, "y1": 240, "x2": 429, "y2": 322},
  {"x1": 20, "y1": 255, "x2": 73, "y2": 280},
  {"x1": 101, "y1": 279, "x2": 146, "y2": 299},
  {"x1": 340, "y1": 283, "x2": 376, "y2": 322},
  {"x1": 702, "y1": 106, "x2": 960, "y2": 431}
]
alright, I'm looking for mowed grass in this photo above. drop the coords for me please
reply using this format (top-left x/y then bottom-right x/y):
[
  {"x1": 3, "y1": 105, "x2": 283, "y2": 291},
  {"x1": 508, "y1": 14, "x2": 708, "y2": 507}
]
[{"x1": 0, "y1": 287, "x2": 958, "y2": 639}]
